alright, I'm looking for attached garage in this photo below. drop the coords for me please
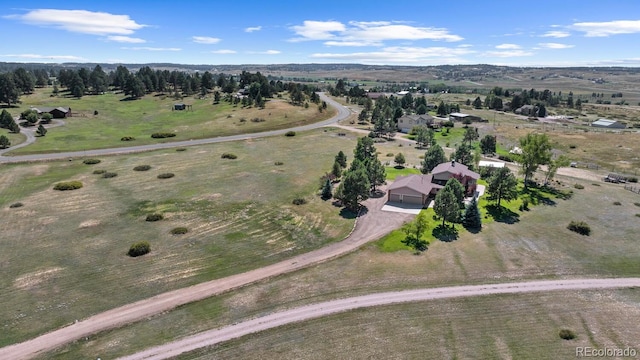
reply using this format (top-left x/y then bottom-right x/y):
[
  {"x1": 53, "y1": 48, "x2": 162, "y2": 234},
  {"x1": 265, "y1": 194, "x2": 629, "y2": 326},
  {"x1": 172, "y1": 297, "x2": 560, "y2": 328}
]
[{"x1": 387, "y1": 174, "x2": 439, "y2": 206}]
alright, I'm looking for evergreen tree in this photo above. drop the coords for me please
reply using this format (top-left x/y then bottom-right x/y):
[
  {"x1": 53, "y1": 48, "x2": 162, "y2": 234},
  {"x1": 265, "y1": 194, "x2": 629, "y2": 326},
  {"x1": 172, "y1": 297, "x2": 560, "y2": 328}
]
[
  {"x1": 335, "y1": 162, "x2": 370, "y2": 211},
  {"x1": 480, "y1": 135, "x2": 497, "y2": 154},
  {"x1": 36, "y1": 124, "x2": 47, "y2": 136},
  {"x1": 366, "y1": 155, "x2": 386, "y2": 192},
  {"x1": 443, "y1": 178, "x2": 465, "y2": 208},
  {"x1": 434, "y1": 188, "x2": 459, "y2": 227},
  {"x1": 331, "y1": 161, "x2": 342, "y2": 178},
  {"x1": 335, "y1": 150, "x2": 347, "y2": 168},
  {"x1": 0, "y1": 135, "x2": 10, "y2": 148},
  {"x1": 472, "y1": 96, "x2": 483, "y2": 109},
  {"x1": 321, "y1": 178, "x2": 332, "y2": 200},
  {"x1": 487, "y1": 167, "x2": 519, "y2": 207},
  {"x1": 462, "y1": 197, "x2": 482, "y2": 230},
  {"x1": 421, "y1": 144, "x2": 446, "y2": 173}
]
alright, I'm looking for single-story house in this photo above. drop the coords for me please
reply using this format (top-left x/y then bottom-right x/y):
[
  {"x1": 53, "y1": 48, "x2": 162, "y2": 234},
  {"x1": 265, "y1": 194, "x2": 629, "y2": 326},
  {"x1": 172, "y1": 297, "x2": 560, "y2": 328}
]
[
  {"x1": 30, "y1": 106, "x2": 71, "y2": 118},
  {"x1": 591, "y1": 118, "x2": 626, "y2": 129},
  {"x1": 397, "y1": 114, "x2": 436, "y2": 133},
  {"x1": 387, "y1": 161, "x2": 480, "y2": 206},
  {"x1": 515, "y1": 105, "x2": 536, "y2": 116},
  {"x1": 449, "y1": 112, "x2": 483, "y2": 122}
]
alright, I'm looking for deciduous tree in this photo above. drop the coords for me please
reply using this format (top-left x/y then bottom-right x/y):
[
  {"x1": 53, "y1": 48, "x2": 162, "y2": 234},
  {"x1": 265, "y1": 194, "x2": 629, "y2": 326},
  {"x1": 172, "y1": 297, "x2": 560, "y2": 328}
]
[
  {"x1": 402, "y1": 211, "x2": 429, "y2": 251},
  {"x1": 518, "y1": 133, "x2": 552, "y2": 187}
]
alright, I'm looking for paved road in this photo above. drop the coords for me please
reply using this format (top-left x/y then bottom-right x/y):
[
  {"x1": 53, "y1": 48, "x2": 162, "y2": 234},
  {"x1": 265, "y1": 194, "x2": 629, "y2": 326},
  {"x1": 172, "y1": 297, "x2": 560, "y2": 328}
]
[
  {"x1": 0, "y1": 93, "x2": 351, "y2": 163},
  {"x1": 0, "y1": 187, "x2": 414, "y2": 360},
  {"x1": 118, "y1": 278, "x2": 640, "y2": 360}
]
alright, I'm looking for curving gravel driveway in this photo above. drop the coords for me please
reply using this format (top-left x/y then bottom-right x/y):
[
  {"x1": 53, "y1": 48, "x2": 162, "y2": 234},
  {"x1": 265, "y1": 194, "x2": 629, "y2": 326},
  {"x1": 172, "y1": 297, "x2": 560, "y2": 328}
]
[
  {"x1": 118, "y1": 277, "x2": 640, "y2": 359},
  {"x1": 0, "y1": 93, "x2": 350, "y2": 163}
]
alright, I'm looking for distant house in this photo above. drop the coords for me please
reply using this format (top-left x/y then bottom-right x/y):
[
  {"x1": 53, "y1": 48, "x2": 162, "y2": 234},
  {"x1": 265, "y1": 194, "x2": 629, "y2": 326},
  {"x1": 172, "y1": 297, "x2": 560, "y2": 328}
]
[
  {"x1": 387, "y1": 161, "x2": 480, "y2": 206},
  {"x1": 449, "y1": 112, "x2": 483, "y2": 123},
  {"x1": 515, "y1": 105, "x2": 536, "y2": 116},
  {"x1": 397, "y1": 114, "x2": 435, "y2": 133},
  {"x1": 591, "y1": 118, "x2": 626, "y2": 129},
  {"x1": 478, "y1": 160, "x2": 505, "y2": 168},
  {"x1": 366, "y1": 92, "x2": 386, "y2": 100},
  {"x1": 30, "y1": 106, "x2": 71, "y2": 118}
]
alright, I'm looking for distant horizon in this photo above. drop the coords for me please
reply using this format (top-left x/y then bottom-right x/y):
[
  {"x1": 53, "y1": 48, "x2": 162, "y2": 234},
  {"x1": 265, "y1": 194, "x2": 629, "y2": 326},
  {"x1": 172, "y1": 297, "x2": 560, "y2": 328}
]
[
  {"x1": 2, "y1": 0, "x2": 640, "y2": 66},
  {"x1": 2, "y1": 61, "x2": 640, "y2": 70}
]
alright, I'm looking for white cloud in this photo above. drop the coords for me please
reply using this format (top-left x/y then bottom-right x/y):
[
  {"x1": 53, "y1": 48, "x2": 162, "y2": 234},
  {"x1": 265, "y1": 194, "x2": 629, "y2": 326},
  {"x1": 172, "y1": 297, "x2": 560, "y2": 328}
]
[
  {"x1": 310, "y1": 46, "x2": 474, "y2": 64},
  {"x1": 290, "y1": 20, "x2": 462, "y2": 45},
  {"x1": 122, "y1": 47, "x2": 181, "y2": 51},
  {"x1": 290, "y1": 20, "x2": 346, "y2": 41},
  {"x1": 247, "y1": 50, "x2": 281, "y2": 55},
  {"x1": 8, "y1": 9, "x2": 146, "y2": 35},
  {"x1": 245, "y1": 26, "x2": 262, "y2": 33},
  {"x1": 572, "y1": 20, "x2": 640, "y2": 37},
  {"x1": 495, "y1": 43, "x2": 521, "y2": 49},
  {"x1": 0, "y1": 53, "x2": 87, "y2": 61},
  {"x1": 192, "y1": 36, "x2": 221, "y2": 44},
  {"x1": 106, "y1": 35, "x2": 145, "y2": 43},
  {"x1": 538, "y1": 43, "x2": 574, "y2": 49},
  {"x1": 211, "y1": 49, "x2": 236, "y2": 54},
  {"x1": 541, "y1": 30, "x2": 571, "y2": 38},
  {"x1": 484, "y1": 50, "x2": 534, "y2": 58}
]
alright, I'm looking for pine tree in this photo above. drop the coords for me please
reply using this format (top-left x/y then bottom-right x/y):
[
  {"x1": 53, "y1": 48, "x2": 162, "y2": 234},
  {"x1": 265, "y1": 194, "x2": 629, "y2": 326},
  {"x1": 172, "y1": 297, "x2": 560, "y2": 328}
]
[
  {"x1": 462, "y1": 197, "x2": 482, "y2": 230},
  {"x1": 331, "y1": 161, "x2": 342, "y2": 178},
  {"x1": 0, "y1": 135, "x2": 10, "y2": 149},
  {"x1": 36, "y1": 124, "x2": 47, "y2": 136},
  {"x1": 335, "y1": 151, "x2": 347, "y2": 168},
  {"x1": 321, "y1": 179, "x2": 332, "y2": 200}
]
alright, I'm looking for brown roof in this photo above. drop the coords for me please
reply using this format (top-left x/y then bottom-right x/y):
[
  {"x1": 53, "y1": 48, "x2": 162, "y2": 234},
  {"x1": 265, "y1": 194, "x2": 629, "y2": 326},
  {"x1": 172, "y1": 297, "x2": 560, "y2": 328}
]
[
  {"x1": 388, "y1": 174, "x2": 442, "y2": 196},
  {"x1": 431, "y1": 161, "x2": 480, "y2": 180}
]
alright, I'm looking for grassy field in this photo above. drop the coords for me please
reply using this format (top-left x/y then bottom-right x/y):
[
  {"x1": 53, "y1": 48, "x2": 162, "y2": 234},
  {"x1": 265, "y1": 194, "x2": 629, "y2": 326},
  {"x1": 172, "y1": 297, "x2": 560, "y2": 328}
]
[
  {"x1": 5, "y1": 89, "x2": 334, "y2": 154},
  {"x1": 0, "y1": 128, "x2": 358, "y2": 347},
  {"x1": 38, "y1": 170, "x2": 640, "y2": 359}
]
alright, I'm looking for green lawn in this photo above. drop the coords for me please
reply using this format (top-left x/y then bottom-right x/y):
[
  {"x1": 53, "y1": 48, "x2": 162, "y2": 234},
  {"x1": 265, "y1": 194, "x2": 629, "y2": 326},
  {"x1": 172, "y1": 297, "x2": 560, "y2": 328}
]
[{"x1": 385, "y1": 166, "x2": 421, "y2": 180}]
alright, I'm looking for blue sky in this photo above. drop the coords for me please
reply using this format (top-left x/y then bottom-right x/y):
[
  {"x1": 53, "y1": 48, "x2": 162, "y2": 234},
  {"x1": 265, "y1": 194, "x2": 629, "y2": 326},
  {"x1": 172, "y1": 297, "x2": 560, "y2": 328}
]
[{"x1": 2, "y1": 0, "x2": 640, "y2": 66}]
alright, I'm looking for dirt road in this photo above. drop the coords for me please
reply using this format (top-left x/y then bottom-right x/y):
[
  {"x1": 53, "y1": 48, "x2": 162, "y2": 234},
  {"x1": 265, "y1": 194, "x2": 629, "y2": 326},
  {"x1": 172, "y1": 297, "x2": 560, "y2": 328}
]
[
  {"x1": 0, "y1": 188, "x2": 414, "y2": 360},
  {"x1": 118, "y1": 278, "x2": 640, "y2": 360}
]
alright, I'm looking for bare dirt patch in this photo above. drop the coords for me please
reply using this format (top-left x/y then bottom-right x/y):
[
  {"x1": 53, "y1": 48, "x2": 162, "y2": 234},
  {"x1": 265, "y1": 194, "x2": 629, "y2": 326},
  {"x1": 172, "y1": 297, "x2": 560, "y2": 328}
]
[{"x1": 14, "y1": 267, "x2": 64, "y2": 290}]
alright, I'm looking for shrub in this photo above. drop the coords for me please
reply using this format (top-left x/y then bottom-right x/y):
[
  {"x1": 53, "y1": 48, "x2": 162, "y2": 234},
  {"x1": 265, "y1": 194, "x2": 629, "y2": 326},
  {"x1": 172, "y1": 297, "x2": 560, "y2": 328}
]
[
  {"x1": 83, "y1": 158, "x2": 101, "y2": 165},
  {"x1": 145, "y1": 213, "x2": 163, "y2": 222},
  {"x1": 175, "y1": 148, "x2": 187, "y2": 152},
  {"x1": 157, "y1": 173, "x2": 175, "y2": 179},
  {"x1": 53, "y1": 181, "x2": 83, "y2": 191},
  {"x1": 274, "y1": 161, "x2": 284, "y2": 166},
  {"x1": 573, "y1": 184, "x2": 584, "y2": 189},
  {"x1": 94, "y1": 110, "x2": 99, "y2": 116},
  {"x1": 613, "y1": 201, "x2": 622, "y2": 206},
  {"x1": 221, "y1": 153, "x2": 237, "y2": 159},
  {"x1": 170, "y1": 227, "x2": 188, "y2": 235},
  {"x1": 9, "y1": 202, "x2": 23, "y2": 208},
  {"x1": 127, "y1": 241, "x2": 151, "y2": 257},
  {"x1": 628, "y1": 177, "x2": 638, "y2": 183},
  {"x1": 151, "y1": 132, "x2": 176, "y2": 138},
  {"x1": 634, "y1": 202, "x2": 640, "y2": 207},
  {"x1": 497, "y1": 154, "x2": 513, "y2": 162},
  {"x1": 558, "y1": 329, "x2": 576, "y2": 340},
  {"x1": 569, "y1": 144, "x2": 577, "y2": 149},
  {"x1": 251, "y1": 117, "x2": 265, "y2": 123},
  {"x1": 386, "y1": 153, "x2": 394, "y2": 157},
  {"x1": 567, "y1": 221, "x2": 591, "y2": 235},
  {"x1": 636, "y1": 214, "x2": 640, "y2": 218},
  {"x1": 133, "y1": 165, "x2": 152, "y2": 171},
  {"x1": 121, "y1": 136, "x2": 135, "y2": 141},
  {"x1": 284, "y1": 130, "x2": 296, "y2": 137},
  {"x1": 93, "y1": 169, "x2": 106, "y2": 174},
  {"x1": 592, "y1": 183, "x2": 601, "y2": 186},
  {"x1": 102, "y1": 172, "x2": 118, "y2": 178},
  {"x1": 292, "y1": 197, "x2": 307, "y2": 205}
]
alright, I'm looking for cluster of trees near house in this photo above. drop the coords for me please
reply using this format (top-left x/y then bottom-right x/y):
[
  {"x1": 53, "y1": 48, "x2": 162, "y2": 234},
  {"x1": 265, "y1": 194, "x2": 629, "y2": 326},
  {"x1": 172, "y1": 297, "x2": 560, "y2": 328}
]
[{"x1": 0, "y1": 65, "x2": 322, "y2": 107}]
